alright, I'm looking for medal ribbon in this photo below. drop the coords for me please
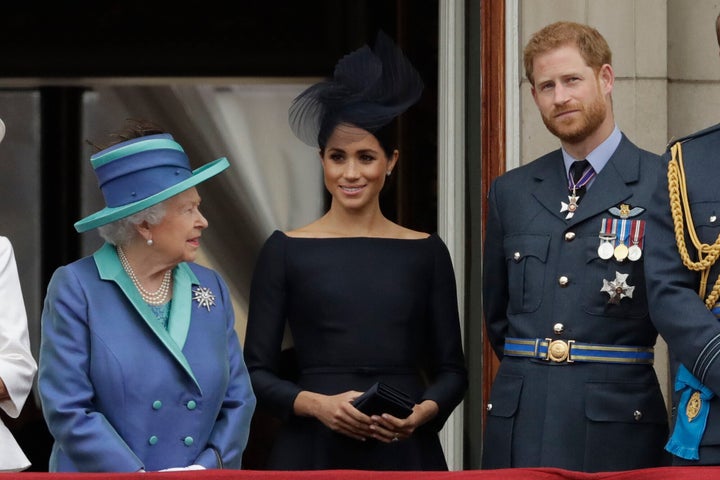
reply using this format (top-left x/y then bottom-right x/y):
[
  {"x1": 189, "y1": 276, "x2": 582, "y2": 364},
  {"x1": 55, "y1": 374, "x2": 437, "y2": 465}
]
[
  {"x1": 617, "y1": 219, "x2": 630, "y2": 247},
  {"x1": 601, "y1": 218, "x2": 609, "y2": 235},
  {"x1": 608, "y1": 219, "x2": 619, "y2": 247},
  {"x1": 630, "y1": 219, "x2": 645, "y2": 249},
  {"x1": 567, "y1": 163, "x2": 596, "y2": 192}
]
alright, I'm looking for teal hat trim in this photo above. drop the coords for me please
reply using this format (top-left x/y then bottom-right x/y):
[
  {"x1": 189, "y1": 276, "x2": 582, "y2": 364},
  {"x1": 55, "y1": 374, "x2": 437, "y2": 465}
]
[{"x1": 74, "y1": 157, "x2": 229, "y2": 233}]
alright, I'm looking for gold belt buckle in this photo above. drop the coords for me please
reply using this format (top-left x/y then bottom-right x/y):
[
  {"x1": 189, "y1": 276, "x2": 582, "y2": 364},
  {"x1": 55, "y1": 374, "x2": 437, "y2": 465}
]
[{"x1": 545, "y1": 338, "x2": 575, "y2": 363}]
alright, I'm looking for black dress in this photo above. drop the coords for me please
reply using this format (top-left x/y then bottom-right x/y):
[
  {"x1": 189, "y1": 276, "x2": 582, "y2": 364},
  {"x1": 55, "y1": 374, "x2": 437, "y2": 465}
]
[{"x1": 244, "y1": 230, "x2": 467, "y2": 470}]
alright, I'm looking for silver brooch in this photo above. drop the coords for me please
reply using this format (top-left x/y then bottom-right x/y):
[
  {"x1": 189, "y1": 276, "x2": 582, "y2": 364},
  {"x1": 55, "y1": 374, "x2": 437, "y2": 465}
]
[{"x1": 192, "y1": 286, "x2": 216, "y2": 311}]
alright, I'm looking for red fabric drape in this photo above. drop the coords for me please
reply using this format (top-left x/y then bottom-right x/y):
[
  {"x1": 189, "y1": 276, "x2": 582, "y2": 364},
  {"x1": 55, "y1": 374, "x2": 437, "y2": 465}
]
[{"x1": 9, "y1": 467, "x2": 720, "y2": 480}]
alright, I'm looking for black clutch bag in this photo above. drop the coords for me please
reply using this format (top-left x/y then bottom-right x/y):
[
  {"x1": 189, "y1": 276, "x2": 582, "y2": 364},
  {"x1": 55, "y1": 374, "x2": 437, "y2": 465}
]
[{"x1": 352, "y1": 381, "x2": 415, "y2": 419}]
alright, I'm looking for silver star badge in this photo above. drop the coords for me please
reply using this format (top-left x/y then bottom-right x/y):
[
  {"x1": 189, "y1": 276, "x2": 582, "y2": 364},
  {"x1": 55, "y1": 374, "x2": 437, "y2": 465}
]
[
  {"x1": 192, "y1": 286, "x2": 216, "y2": 311},
  {"x1": 601, "y1": 272, "x2": 635, "y2": 304}
]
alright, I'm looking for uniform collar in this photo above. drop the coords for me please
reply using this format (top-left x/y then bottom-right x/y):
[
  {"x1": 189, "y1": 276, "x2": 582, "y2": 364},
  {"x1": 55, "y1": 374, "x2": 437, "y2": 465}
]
[{"x1": 562, "y1": 124, "x2": 622, "y2": 177}]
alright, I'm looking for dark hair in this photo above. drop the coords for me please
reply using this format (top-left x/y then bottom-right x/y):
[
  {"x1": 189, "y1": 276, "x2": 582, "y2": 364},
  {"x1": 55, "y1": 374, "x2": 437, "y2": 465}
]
[{"x1": 318, "y1": 119, "x2": 398, "y2": 159}]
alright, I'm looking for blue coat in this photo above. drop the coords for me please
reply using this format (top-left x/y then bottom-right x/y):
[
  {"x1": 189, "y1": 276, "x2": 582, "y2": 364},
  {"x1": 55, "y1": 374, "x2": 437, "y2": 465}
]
[
  {"x1": 482, "y1": 134, "x2": 669, "y2": 471},
  {"x1": 645, "y1": 123, "x2": 720, "y2": 465},
  {"x1": 38, "y1": 243, "x2": 256, "y2": 472}
]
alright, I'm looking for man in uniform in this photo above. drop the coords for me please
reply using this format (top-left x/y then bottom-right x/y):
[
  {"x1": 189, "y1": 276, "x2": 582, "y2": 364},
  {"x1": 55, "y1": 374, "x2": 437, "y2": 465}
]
[
  {"x1": 643, "y1": 11, "x2": 720, "y2": 466},
  {"x1": 482, "y1": 21, "x2": 669, "y2": 472}
]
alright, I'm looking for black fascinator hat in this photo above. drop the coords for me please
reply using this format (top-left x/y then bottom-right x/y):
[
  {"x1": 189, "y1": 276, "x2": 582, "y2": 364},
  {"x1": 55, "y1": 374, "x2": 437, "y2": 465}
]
[{"x1": 289, "y1": 31, "x2": 424, "y2": 148}]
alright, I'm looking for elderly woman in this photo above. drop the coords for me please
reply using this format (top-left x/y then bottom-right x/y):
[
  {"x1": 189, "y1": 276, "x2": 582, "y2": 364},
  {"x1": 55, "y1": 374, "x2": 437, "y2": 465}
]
[{"x1": 38, "y1": 121, "x2": 256, "y2": 472}]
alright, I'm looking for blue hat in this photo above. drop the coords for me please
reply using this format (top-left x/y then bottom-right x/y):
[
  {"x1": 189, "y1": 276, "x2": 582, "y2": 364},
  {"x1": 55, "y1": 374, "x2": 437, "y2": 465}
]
[{"x1": 74, "y1": 133, "x2": 229, "y2": 233}]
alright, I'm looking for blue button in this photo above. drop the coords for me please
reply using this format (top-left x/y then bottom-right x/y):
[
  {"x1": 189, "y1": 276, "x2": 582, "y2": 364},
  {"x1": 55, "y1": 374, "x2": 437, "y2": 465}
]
[
  {"x1": 187, "y1": 400, "x2": 197, "y2": 410},
  {"x1": 183, "y1": 436, "x2": 194, "y2": 446},
  {"x1": 149, "y1": 436, "x2": 158, "y2": 445},
  {"x1": 152, "y1": 400, "x2": 162, "y2": 410}
]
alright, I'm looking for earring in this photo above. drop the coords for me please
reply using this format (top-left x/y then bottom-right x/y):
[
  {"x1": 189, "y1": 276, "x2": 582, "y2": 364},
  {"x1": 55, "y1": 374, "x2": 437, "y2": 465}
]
[
  {"x1": 147, "y1": 239, "x2": 153, "y2": 246},
  {"x1": 386, "y1": 170, "x2": 392, "y2": 177}
]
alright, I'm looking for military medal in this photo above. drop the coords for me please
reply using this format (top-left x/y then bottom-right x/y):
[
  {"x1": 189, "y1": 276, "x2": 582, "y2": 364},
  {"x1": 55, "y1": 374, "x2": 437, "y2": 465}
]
[
  {"x1": 627, "y1": 219, "x2": 645, "y2": 262},
  {"x1": 612, "y1": 219, "x2": 630, "y2": 262},
  {"x1": 598, "y1": 239, "x2": 614, "y2": 260},
  {"x1": 601, "y1": 271, "x2": 635, "y2": 304},
  {"x1": 597, "y1": 219, "x2": 616, "y2": 260},
  {"x1": 561, "y1": 192, "x2": 581, "y2": 219},
  {"x1": 613, "y1": 244, "x2": 629, "y2": 261}
]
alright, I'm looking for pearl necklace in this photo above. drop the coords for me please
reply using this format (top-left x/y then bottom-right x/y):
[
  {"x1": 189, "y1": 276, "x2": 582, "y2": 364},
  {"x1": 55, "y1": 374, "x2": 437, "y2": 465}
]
[{"x1": 117, "y1": 246, "x2": 172, "y2": 306}]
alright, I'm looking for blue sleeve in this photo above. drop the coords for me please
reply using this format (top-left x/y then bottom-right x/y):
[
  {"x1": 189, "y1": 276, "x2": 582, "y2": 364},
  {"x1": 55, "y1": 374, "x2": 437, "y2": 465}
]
[{"x1": 39, "y1": 265, "x2": 143, "y2": 472}]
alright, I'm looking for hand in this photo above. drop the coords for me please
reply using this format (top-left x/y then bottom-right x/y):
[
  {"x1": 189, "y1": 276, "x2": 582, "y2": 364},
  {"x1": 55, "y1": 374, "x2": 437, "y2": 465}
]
[
  {"x1": 369, "y1": 399, "x2": 439, "y2": 443},
  {"x1": 294, "y1": 390, "x2": 374, "y2": 441}
]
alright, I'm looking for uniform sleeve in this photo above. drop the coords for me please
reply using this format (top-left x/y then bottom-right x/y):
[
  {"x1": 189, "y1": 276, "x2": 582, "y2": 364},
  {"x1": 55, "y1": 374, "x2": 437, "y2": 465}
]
[
  {"x1": 195, "y1": 271, "x2": 256, "y2": 469},
  {"x1": 243, "y1": 232, "x2": 302, "y2": 420},
  {"x1": 482, "y1": 179, "x2": 510, "y2": 359},
  {"x1": 419, "y1": 235, "x2": 468, "y2": 431},
  {"x1": 38, "y1": 266, "x2": 143, "y2": 472},
  {"x1": 0, "y1": 237, "x2": 37, "y2": 418},
  {"x1": 645, "y1": 151, "x2": 720, "y2": 393}
]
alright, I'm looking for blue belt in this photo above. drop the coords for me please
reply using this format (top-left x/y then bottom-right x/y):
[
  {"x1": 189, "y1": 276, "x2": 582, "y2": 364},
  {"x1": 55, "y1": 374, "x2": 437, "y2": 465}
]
[{"x1": 504, "y1": 337, "x2": 654, "y2": 365}]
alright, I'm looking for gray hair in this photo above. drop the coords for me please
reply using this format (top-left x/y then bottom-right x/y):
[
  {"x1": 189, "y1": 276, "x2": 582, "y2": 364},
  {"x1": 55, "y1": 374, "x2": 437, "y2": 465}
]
[{"x1": 97, "y1": 202, "x2": 167, "y2": 246}]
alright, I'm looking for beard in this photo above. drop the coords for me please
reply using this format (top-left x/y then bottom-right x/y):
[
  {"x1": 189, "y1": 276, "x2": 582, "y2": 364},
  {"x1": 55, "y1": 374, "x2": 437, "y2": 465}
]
[{"x1": 541, "y1": 91, "x2": 607, "y2": 144}]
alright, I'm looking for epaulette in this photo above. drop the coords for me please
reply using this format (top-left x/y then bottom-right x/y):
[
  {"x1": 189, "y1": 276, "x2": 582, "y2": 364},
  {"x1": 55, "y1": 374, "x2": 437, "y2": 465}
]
[{"x1": 665, "y1": 122, "x2": 720, "y2": 151}]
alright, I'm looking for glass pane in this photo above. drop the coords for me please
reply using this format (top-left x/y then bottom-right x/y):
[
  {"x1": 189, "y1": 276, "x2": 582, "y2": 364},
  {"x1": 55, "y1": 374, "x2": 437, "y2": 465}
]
[{"x1": 80, "y1": 82, "x2": 322, "y2": 339}]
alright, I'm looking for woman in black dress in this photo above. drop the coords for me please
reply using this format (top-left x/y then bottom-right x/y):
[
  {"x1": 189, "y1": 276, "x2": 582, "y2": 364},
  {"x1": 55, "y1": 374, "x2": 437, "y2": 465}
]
[{"x1": 243, "y1": 31, "x2": 467, "y2": 471}]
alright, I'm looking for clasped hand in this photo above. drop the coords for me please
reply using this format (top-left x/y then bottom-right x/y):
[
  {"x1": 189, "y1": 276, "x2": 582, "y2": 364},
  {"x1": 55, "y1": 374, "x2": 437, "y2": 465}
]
[{"x1": 303, "y1": 390, "x2": 427, "y2": 443}]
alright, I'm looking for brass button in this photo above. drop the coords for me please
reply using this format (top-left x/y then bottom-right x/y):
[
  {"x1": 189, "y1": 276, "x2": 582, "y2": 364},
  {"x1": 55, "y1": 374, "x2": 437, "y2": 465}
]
[
  {"x1": 564, "y1": 231, "x2": 576, "y2": 241},
  {"x1": 633, "y1": 410, "x2": 643, "y2": 421},
  {"x1": 486, "y1": 403, "x2": 493, "y2": 412},
  {"x1": 513, "y1": 252, "x2": 521, "y2": 262},
  {"x1": 553, "y1": 323, "x2": 564, "y2": 334},
  {"x1": 558, "y1": 276, "x2": 569, "y2": 287}
]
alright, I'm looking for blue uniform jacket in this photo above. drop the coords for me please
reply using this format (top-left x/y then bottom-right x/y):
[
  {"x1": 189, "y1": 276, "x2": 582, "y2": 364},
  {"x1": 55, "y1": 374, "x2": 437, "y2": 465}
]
[
  {"x1": 38, "y1": 243, "x2": 256, "y2": 472},
  {"x1": 482, "y1": 134, "x2": 669, "y2": 471},
  {"x1": 645, "y1": 122, "x2": 720, "y2": 464}
]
